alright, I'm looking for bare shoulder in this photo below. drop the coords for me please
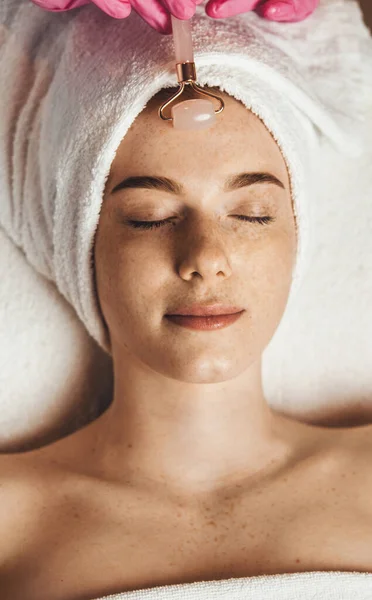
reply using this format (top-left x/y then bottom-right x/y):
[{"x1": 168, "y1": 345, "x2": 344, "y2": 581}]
[
  {"x1": 0, "y1": 452, "x2": 54, "y2": 568},
  {"x1": 329, "y1": 423, "x2": 372, "y2": 508},
  {"x1": 0, "y1": 451, "x2": 43, "y2": 493},
  {"x1": 337, "y1": 422, "x2": 372, "y2": 462}
]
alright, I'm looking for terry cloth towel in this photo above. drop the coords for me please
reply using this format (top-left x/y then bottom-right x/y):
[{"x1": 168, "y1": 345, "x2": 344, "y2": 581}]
[
  {"x1": 0, "y1": 0, "x2": 371, "y2": 356},
  {"x1": 91, "y1": 571, "x2": 372, "y2": 599}
]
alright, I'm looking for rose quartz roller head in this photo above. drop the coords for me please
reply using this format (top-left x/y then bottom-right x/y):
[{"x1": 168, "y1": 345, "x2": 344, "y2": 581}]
[{"x1": 158, "y1": 15, "x2": 225, "y2": 131}]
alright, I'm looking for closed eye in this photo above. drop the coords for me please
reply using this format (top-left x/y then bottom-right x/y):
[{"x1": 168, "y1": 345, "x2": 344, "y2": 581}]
[{"x1": 126, "y1": 215, "x2": 275, "y2": 230}]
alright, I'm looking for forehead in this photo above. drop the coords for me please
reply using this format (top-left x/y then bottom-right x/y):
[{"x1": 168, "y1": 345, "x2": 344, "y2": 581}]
[{"x1": 108, "y1": 93, "x2": 289, "y2": 189}]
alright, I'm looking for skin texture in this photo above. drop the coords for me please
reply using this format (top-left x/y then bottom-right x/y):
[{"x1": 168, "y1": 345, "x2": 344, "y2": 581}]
[{"x1": 88, "y1": 89, "x2": 303, "y2": 501}]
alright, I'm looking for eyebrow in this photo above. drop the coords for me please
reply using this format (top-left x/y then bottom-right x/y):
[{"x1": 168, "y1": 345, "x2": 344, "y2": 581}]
[{"x1": 111, "y1": 172, "x2": 285, "y2": 195}]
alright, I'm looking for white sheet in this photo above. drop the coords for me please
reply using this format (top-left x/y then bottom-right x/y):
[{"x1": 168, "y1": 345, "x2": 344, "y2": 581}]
[{"x1": 91, "y1": 571, "x2": 372, "y2": 599}]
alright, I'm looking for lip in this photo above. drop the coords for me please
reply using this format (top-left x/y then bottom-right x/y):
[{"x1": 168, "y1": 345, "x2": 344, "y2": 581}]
[
  {"x1": 165, "y1": 311, "x2": 244, "y2": 331},
  {"x1": 166, "y1": 304, "x2": 243, "y2": 317}
]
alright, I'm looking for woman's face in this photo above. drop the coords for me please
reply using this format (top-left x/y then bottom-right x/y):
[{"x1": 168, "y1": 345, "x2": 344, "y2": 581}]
[{"x1": 94, "y1": 92, "x2": 296, "y2": 383}]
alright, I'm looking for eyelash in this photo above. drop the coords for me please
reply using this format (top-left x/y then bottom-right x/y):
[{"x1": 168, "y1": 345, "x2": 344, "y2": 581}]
[{"x1": 127, "y1": 216, "x2": 275, "y2": 230}]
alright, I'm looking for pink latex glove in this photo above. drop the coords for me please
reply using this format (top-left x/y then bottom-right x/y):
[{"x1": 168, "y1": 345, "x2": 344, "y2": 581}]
[
  {"x1": 205, "y1": 0, "x2": 319, "y2": 22},
  {"x1": 30, "y1": 0, "x2": 204, "y2": 32}
]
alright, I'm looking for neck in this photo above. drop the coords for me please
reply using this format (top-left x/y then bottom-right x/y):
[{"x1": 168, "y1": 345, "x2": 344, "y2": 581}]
[{"x1": 76, "y1": 350, "x2": 300, "y2": 502}]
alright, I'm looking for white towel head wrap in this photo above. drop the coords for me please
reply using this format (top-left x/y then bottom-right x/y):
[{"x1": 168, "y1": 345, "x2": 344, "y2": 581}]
[{"x1": 0, "y1": 0, "x2": 368, "y2": 355}]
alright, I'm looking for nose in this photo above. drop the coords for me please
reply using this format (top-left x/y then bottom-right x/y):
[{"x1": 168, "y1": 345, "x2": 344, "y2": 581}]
[{"x1": 176, "y1": 220, "x2": 232, "y2": 282}]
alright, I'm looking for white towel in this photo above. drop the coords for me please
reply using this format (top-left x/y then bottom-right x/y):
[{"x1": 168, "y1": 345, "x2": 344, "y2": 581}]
[
  {"x1": 91, "y1": 571, "x2": 372, "y2": 599},
  {"x1": 1, "y1": 0, "x2": 371, "y2": 356}
]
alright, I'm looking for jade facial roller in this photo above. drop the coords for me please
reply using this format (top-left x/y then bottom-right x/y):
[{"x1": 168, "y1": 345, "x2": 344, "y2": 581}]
[{"x1": 158, "y1": 14, "x2": 225, "y2": 130}]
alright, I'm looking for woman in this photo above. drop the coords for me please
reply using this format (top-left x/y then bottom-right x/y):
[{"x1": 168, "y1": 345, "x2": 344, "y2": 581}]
[
  {"x1": 0, "y1": 0, "x2": 371, "y2": 598},
  {"x1": 1, "y1": 83, "x2": 372, "y2": 599}
]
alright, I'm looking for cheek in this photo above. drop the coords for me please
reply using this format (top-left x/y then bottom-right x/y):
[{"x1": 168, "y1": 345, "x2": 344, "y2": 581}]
[
  {"x1": 247, "y1": 226, "x2": 296, "y2": 315},
  {"x1": 97, "y1": 232, "x2": 169, "y2": 326},
  {"x1": 234, "y1": 226, "x2": 295, "y2": 357}
]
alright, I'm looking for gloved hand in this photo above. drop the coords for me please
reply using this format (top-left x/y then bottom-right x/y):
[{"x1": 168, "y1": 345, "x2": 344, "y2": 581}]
[
  {"x1": 130, "y1": 0, "x2": 205, "y2": 32},
  {"x1": 205, "y1": 0, "x2": 319, "y2": 22},
  {"x1": 29, "y1": 0, "x2": 130, "y2": 18},
  {"x1": 30, "y1": 0, "x2": 204, "y2": 32},
  {"x1": 30, "y1": 0, "x2": 318, "y2": 32}
]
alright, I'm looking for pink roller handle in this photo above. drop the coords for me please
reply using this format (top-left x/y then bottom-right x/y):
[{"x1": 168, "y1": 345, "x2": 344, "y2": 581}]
[
  {"x1": 168, "y1": 13, "x2": 218, "y2": 131},
  {"x1": 171, "y1": 14, "x2": 194, "y2": 63}
]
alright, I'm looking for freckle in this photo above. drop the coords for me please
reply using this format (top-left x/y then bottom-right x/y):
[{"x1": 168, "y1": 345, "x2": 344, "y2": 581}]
[
  {"x1": 207, "y1": 521, "x2": 217, "y2": 527},
  {"x1": 241, "y1": 523, "x2": 247, "y2": 529},
  {"x1": 127, "y1": 444, "x2": 133, "y2": 448},
  {"x1": 296, "y1": 558, "x2": 301, "y2": 563},
  {"x1": 249, "y1": 533, "x2": 255, "y2": 539}
]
